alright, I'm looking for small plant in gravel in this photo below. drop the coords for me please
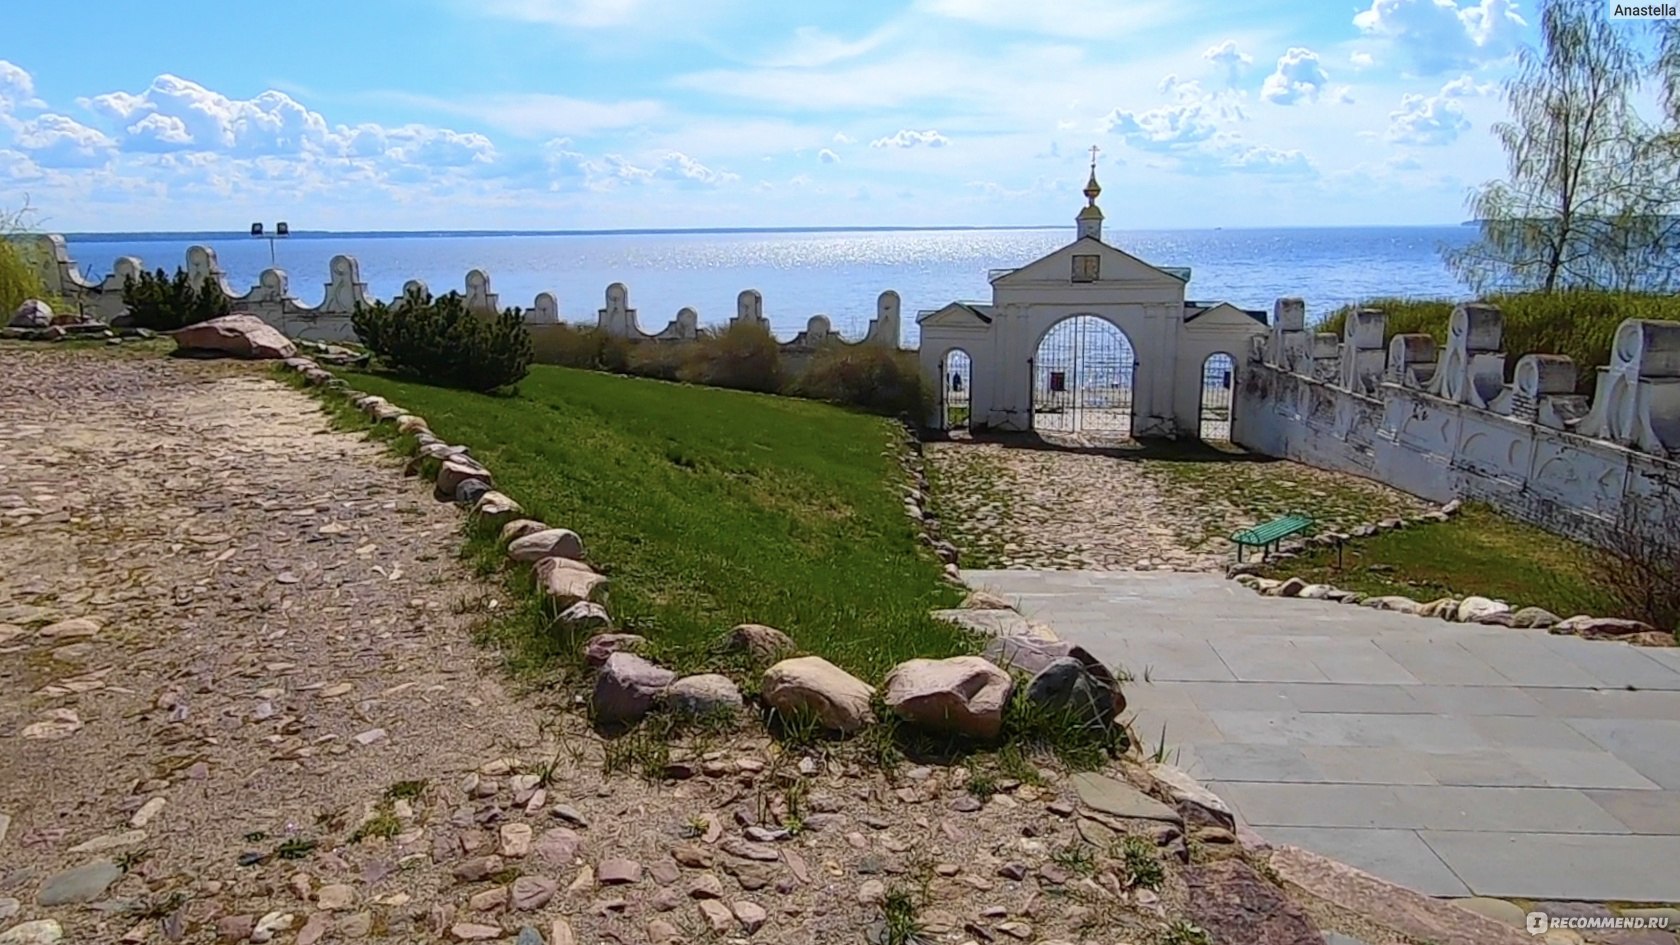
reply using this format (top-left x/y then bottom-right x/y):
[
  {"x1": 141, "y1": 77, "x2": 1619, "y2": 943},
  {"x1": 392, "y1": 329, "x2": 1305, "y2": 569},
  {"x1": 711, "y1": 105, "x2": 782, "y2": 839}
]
[
  {"x1": 965, "y1": 770, "x2": 999, "y2": 798},
  {"x1": 384, "y1": 779, "x2": 428, "y2": 801},
  {"x1": 880, "y1": 886, "x2": 928, "y2": 945},
  {"x1": 275, "y1": 837, "x2": 318, "y2": 860},
  {"x1": 350, "y1": 807, "x2": 401, "y2": 844},
  {"x1": 1050, "y1": 842, "x2": 1097, "y2": 877},
  {"x1": 682, "y1": 814, "x2": 711, "y2": 839},
  {"x1": 1159, "y1": 919, "x2": 1213, "y2": 945},
  {"x1": 1000, "y1": 682, "x2": 1127, "y2": 770},
  {"x1": 1119, "y1": 835, "x2": 1166, "y2": 890},
  {"x1": 114, "y1": 849, "x2": 149, "y2": 873}
]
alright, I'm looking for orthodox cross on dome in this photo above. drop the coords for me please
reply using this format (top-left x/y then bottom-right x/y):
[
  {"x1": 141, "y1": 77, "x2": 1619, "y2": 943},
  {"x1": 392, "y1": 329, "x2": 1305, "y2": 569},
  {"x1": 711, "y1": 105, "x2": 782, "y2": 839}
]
[
  {"x1": 1076, "y1": 145, "x2": 1104, "y2": 240},
  {"x1": 1084, "y1": 145, "x2": 1102, "y2": 205}
]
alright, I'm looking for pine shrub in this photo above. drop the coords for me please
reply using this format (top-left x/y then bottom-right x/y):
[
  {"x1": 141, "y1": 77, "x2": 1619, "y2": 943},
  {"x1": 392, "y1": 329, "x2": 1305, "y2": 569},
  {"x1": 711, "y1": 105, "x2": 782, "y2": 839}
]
[
  {"x1": 121, "y1": 267, "x2": 230, "y2": 331},
  {"x1": 791, "y1": 342, "x2": 930, "y2": 417},
  {"x1": 352, "y1": 287, "x2": 532, "y2": 393}
]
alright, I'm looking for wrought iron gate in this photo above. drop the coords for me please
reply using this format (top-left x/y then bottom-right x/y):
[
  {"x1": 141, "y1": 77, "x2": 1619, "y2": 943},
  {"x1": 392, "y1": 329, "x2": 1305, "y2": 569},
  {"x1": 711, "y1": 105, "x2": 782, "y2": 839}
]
[
  {"x1": 1199, "y1": 353, "x2": 1235, "y2": 440},
  {"x1": 941, "y1": 349, "x2": 972, "y2": 431},
  {"x1": 1032, "y1": 316, "x2": 1136, "y2": 438}
]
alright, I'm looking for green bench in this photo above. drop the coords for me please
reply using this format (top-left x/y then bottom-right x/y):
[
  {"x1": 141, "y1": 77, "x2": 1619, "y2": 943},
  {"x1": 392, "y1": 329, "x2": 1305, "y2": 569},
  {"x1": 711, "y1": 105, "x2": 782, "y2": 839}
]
[{"x1": 1231, "y1": 512, "x2": 1315, "y2": 562}]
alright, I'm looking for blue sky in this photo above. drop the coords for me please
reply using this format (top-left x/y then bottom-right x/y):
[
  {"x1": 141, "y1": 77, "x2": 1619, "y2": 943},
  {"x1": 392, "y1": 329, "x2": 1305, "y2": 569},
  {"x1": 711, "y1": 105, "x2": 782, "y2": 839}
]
[{"x1": 0, "y1": 0, "x2": 1560, "y2": 231}]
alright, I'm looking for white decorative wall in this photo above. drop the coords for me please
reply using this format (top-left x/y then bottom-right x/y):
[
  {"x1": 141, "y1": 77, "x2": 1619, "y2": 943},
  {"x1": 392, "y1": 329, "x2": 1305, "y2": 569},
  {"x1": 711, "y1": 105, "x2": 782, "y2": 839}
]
[
  {"x1": 30, "y1": 235, "x2": 905, "y2": 355},
  {"x1": 1236, "y1": 299, "x2": 1680, "y2": 546}
]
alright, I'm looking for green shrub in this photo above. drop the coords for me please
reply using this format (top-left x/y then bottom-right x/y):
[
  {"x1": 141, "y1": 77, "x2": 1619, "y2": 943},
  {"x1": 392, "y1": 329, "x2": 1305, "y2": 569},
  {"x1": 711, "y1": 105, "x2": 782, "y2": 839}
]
[
  {"x1": 352, "y1": 287, "x2": 533, "y2": 393},
  {"x1": 791, "y1": 342, "x2": 930, "y2": 417},
  {"x1": 678, "y1": 321, "x2": 784, "y2": 393},
  {"x1": 1319, "y1": 291, "x2": 1680, "y2": 392},
  {"x1": 626, "y1": 341, "x2": 686, "y2": 381},
  {"x1": 121, "y1": 267, "x2": 231, "y2": 331},
  {"x1": 544, "y1": 323, "x2": 632, "y2": 373}
]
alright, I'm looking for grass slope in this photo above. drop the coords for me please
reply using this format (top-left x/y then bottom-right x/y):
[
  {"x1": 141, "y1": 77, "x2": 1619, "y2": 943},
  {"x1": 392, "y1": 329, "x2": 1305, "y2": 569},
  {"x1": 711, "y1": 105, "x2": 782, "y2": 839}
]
[
  {"x1": 1257, "y1": 504, "x2": 1614, "y2": 617},
  {"x1": 343, "y1": 364, "x2": 968, "y2": 681}
]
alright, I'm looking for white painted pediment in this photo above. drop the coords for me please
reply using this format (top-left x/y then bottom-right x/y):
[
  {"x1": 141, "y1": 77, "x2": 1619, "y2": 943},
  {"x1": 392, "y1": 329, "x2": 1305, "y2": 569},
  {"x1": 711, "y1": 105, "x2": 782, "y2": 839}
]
[
  {"x1": 916, "y1": 302, "x2": 994, "y2": 327},
  {"x1": 991, "y1": 236, "x2": 1186, "y2": 287}
]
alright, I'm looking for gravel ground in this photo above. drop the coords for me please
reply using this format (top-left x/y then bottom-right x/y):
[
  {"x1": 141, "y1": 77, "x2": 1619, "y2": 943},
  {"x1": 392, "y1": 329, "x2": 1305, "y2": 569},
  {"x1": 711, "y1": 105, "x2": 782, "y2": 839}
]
[{"x1": 0, "y1": 348, "x2": 1322, "y2": 945}]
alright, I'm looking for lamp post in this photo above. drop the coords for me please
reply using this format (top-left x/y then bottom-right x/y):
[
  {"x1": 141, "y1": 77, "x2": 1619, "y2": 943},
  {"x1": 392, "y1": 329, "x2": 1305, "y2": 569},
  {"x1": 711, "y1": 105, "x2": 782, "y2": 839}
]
[{"x1": 250, "y1": 221, "x2": 289, "y2": 266}]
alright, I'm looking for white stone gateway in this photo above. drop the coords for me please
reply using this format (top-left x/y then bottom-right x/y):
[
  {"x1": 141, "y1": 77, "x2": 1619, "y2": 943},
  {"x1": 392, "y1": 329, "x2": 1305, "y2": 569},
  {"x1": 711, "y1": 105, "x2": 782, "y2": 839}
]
[{"x1": 916, "y1": 155, "x2": 1270, "y2": 438}]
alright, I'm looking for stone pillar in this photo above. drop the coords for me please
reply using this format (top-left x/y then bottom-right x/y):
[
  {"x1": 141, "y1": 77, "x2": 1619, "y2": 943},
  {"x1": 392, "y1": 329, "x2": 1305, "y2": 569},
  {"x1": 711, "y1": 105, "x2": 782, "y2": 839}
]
[
  {"x1": 1428, "y1": 303, "x2": 1505, "y2": 408},
  {"x1": 1578, "y1": 319, "x2": 1680, "y2": 454},
  {"x1": 1338, "y1": 308, "x2": 1387, "y2": 395}
]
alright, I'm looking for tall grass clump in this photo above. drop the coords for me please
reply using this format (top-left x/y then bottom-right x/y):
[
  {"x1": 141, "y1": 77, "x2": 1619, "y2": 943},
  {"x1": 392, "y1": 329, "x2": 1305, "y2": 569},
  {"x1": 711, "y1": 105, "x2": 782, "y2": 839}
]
[
  {"x1": 791, "y1": 343, "x2": 930, "y2": 419},
  {"x1": 678, "y1": 321, "x2": 784, "y2": 393},
  {"x1": 352, "y1": 286, "x2": 533, "y2": 393},
  {"x1": 543, "y1": 323, "x2": 632, "y2": 373},
  {"x1": 1319, "y1": 291, "x2": 1680, "y2": 392},
  {"x1": 0, "y1": 206, "x2": 53, "y2": 316}
]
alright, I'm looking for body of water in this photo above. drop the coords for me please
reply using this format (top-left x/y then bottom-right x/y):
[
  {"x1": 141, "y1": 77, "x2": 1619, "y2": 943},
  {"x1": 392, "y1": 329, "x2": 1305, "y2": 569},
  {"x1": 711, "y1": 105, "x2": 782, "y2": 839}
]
[{"x1": 60, "y1": 226, "x2": 1477, "y2": 345}]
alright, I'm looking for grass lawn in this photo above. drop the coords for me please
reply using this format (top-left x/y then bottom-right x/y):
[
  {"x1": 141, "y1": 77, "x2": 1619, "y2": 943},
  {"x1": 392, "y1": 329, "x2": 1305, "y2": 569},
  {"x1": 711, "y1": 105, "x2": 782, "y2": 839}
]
[
  {"x1": 337, "y1": 364, "x2": 969, "y2": 682},
  {"x1": 1134, "y1": 442, "x2": 1431, "y2": 552},
  {"x1": 1256, "y1": 503, "x2": 1615, "y2": 617}
]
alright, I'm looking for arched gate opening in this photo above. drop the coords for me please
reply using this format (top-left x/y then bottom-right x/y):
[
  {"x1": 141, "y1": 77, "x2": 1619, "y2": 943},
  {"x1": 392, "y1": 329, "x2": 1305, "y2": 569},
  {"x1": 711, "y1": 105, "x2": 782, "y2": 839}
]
[
  {"x1": 940, "y1": 348, "x2": 972, "y2": 431},
  {"x1": 1199, "y1": 353, "x2": 1235, "y2": 440},
  {"x1": 1031, "y1": 315, "x2": 1136, "y2": 439}
]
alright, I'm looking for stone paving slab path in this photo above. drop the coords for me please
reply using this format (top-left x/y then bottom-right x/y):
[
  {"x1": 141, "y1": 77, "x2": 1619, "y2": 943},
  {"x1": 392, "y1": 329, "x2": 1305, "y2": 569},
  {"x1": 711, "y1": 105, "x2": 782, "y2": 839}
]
[{"x1": 964, "y1": 568, "x2": 1680, "y2": 904}]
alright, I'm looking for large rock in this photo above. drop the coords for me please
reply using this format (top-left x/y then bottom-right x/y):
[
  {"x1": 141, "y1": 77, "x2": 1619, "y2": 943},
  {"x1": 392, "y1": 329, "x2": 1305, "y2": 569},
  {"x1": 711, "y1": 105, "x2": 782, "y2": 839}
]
[
  {"x1": 10, "y1": 299, "x2": 53, "y2": 328},
  {"x1": 508, "y1": 528, "x2": 585, "y2": 564},
  {"x1": 725, "y1": 624, "x2": 796, "y2": 661},
  {"x1": 584, "y1": 633, "x2": 645, "y2": 667},
  {"x1": 558, "y1": 601, "x2": 611, "y2": 633},
  {"x1": 983, "y1": 635, "x2": 1125, "y2": 724},
  {"x1": 435, "y1": 457, "x2": 492, "y2": 500},
  {"x1": 1147, "y1": 762, "x2": 1236, "y2": 830},
  {"x1": 1419, "y1": 598, "x2": 1461, "y2": 620},
  {"x1": 1509, "y1": 606, "x2": 1561, "y2": 629},
  {"x1": 534, "y1": 556, "x2": 607, "y2": 610},
  {"x1": 170, "y1": 314, "x2": 296, "y2": 359},
  {"x1": 499, "y1": 519, "x2": 549, "y2": 545},
  {"x1": 37, "y1": 860, "x2": 122, "y2": 905},
  {"x1": 666, "y1": 674, "x2": 745, "y2": 718},
  {"x1": 1455, "y1": 597, "x2": 1510, "y2": 623},
  {"x1": 471, "y1": 491, "x2": 522, "y2": 528},
  {"x1": 761, "y1": 657, "x2": 875, "y2": 734},
  {"x1": 592, "y1": 653, "x2": 675, "y2": 726},
  {"x1": 1553, "y1": 615, "x2": 1656, "y2": 638},
  {"x1": 882, "y1": 656, "x2": 1013, "y2": 740},
  {"x1": 960, "y1": 590, "x2": 1016, "y2": 611},
  {"x1": 1361, "y1": 595, "x2": 1422, "y2": 615},
  {"x1": 1184, "y1": 859, "x2": 1322, "y2": 945}
]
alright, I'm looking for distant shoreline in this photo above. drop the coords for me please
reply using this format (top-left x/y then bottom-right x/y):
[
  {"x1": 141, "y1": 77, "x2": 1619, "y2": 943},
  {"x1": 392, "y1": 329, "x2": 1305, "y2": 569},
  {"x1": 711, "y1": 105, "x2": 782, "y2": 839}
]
[{"x1": 60, "y1": 223, "x2": 1468, "y2": 242}]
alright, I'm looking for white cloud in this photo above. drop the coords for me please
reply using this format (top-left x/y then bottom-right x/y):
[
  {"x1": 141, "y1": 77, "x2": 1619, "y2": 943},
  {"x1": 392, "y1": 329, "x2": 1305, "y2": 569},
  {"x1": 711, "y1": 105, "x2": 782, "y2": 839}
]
[
  {"x1": 0, "y1": 60, "x2": 41, "y2": 111},
  {"x1": 832, "y1": 132, "x2": 854, "y2": 145},
  {"x1": 1440, "y1": 72, "x2": 1495, "y2": 97},
  {"x1": 1203, "y1": 40, "x2": 1253, "y2": 80},
  {"x1": 758, "y1": 25, "x2": 900, "y2": 68},
  {"x1": 1353, "y1": 0, "x2": 1527, "y2": 74},
  {"x1": 15, "y1": 114, "x2": 116, "y2": 167},
  {"x1": 470, "y1": 0, "x2": 654, "y2": 28},
  {"x1": 1221, "y1": 144, "x2": 1313, "y2": 175},
  {"x1": 1350, "y1": 51, "x2": 1376, "y2": 68},
  {"x1": 1386, "y1": 77, "x2": 1478, "y2": 144},
  {"x1": 1101, "y1": 78, "x2": 1244, "y2": 150},
  {"x1": 1261, "y1": 48, "x2": 1330, "y2": 105},
  {"x1": 916, "y1": 0, "x2": 1189, "y2": 38},
  {"x1": 363, "y1": 91, "x2": 661, "y2": 138},
  {"x1": 540, "y1": 139, "x2": 737, "y2": 190},
  {"x1": 818, "y1": 148, "x2": 840, "y2": 163},
  {"x1": 79, "y1": 75, "x2": 335, "y2": 156},
  {"x1": 870, "y1": 129, "x2": 949, "y2": 149}
]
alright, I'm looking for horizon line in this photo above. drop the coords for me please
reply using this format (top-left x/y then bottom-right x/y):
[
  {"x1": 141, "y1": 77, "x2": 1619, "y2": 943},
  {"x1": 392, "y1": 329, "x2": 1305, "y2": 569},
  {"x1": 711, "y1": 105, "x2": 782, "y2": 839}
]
[{"x1": 58, "y1": 222, "x2": 1475, "y2": 240}]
